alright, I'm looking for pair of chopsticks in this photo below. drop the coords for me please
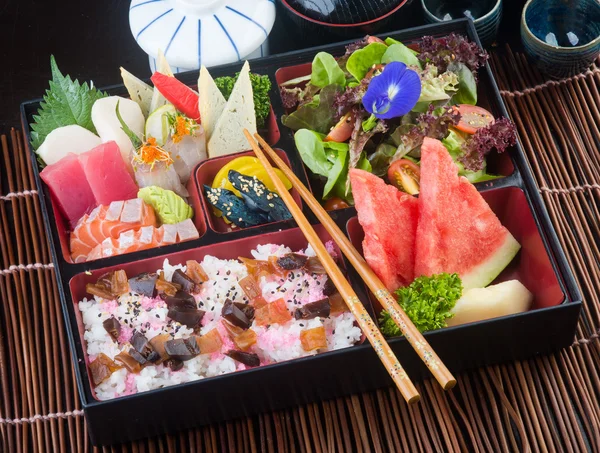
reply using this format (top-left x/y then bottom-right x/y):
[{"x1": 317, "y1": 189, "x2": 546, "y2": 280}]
[{"x1": 244, "y1": 130, "x2": 456, "y2": 404}]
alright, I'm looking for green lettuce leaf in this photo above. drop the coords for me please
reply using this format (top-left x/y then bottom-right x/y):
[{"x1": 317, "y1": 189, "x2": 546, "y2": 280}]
[
  {"x1": 368, "y1": 143, "x2": 397, "y2": 177},
  {"x1": 282, "y1": 84, "x2": 342, "y2": 134},
  {"x1": 346, "y1": 42, "x2": 388, "y2": 81},
  {"x1": 379, "y1": 273, "x2": 463, "y2": 336},
  {"x1": 138, "y1": 186, "x2": 193, "y2": 224},
  {"x1": 384, "y1": 37, "x2": 419, "y2": 55},
  {"x1": 294, "y1": 129, "x2": 331, "y2": 176},
  {"x1": 311, "y1": 52, "x2": 346, "y2": 88},
  {"x1": 382, "y1": 43, "x2": 422, "y2": 69},
  {"x1": 442, "y1": 129, "x2": 501, "y2": 182},
  {"x1": 418, "y1": 65, "x2": 459, "y2": 103},
  {"x1": 30, "y1": 56, "x2": 107, "y2": 150},
  {"x1": 448, "y1": 62, "x2": 477, "y2": 105}
]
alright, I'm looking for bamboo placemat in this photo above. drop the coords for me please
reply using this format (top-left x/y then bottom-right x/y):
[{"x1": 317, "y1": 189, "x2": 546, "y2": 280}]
[{"x1": 1, "y1": 47, "x2": 599, "y2": 452}]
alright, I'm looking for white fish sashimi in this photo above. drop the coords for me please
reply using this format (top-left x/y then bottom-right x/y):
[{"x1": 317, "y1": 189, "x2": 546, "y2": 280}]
[
  {"x1": 164, "y1": 125, "x2": 207, "y2": 184},
  {"x1": 134, "y1": 161, "x2": 189, "y2": 198}
]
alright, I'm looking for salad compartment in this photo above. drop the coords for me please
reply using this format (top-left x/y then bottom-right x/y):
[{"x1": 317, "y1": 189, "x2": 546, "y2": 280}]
[{"x1": 195, "y1": 148, "x2": 307, "y2": 233}]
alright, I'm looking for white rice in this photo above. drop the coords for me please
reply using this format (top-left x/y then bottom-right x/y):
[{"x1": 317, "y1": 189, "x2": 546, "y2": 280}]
[{"x1": 80, "y1": 242, "x2": 361, "y2": 401}]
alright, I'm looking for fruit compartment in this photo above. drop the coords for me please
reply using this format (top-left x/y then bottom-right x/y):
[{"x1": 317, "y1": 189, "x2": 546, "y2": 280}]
[
  {"x1": 68, "y1": 223, "x2": 370, "y2": 402},
  {"x1": 195, "y1": 148, "x2": 306, "y2": 233},
  {"x1": 345, "y1": 186, "x2": 567, "y2": 323}
]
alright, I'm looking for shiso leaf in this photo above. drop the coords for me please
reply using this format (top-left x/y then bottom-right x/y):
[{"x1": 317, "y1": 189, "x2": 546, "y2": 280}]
[
  {"x1": 30, "y1": 56, "x2": 107, "y2": 150},
  {"x1": 138, "y1": 186, "x2": 193, "y2": 224}
]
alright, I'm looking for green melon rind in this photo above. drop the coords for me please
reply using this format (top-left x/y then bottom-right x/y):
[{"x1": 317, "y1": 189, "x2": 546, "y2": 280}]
[{"x1": 460, "y1": 233, "x2": 521, "y2": 290}]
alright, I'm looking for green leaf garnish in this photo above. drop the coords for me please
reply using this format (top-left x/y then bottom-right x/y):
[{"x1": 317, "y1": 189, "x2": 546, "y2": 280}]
[{"x1": 30, "y1": 55, "x2": 107, "y2": 150}]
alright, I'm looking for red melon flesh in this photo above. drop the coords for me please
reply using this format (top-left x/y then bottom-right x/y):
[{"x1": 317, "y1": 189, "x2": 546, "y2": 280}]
[
  {"x1": 415, "y1": 137, "x2": 521, "y2": 290},
  {"x1": 350, "y1": 169, "x2": 418, "y2": 291}
]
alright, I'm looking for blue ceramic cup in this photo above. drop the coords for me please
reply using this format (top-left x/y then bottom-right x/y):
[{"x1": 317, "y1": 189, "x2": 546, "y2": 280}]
[
  {"x1": 421, "y1": 0, "x2": 503, "y2": 46},
  {"x1": 521, "y1": 0, "x2": 600, "y2": 79}
]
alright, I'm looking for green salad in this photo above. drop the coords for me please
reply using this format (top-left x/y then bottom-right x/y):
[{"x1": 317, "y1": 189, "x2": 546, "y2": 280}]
[{"x1": 279, "y1": 34, "x2": 517, "y2": 205}]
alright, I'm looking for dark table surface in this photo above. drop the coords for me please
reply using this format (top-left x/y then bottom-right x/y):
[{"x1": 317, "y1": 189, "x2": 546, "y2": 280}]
[{"x1": 0, "y1": 0, "x2": 525, "y2": 132}]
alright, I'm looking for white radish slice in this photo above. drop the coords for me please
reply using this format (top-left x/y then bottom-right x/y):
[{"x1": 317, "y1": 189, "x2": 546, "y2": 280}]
[{"x1": 37, "y1": 125, "x2": 101, "y2": 166}]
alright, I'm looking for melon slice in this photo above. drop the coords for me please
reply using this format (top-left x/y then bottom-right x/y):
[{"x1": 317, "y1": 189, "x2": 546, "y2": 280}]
[
  {"x1": 415, "y1": 137, "x2": 520, "y2": 290},
  {"x1": 350, "y1": 169, "x2": 418, "y2": 291}
]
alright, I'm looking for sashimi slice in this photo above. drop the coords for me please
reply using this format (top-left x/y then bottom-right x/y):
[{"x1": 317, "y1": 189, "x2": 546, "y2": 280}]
[
  {"x1": 350, "y1": 168, "x2": 418, "y2": 291},
  {"x1": 79, "y1": 142, "x2": 139, "y2": 205},
  {"x1": 69, "y1": 199, "x2": 158, "y2": 262},
  {"x1": 40, "y1": 153, "x2": 97, "y2": 228},
  {"x1": 176, "y1": 218, "x2": 200, "y2": 241},
  {"x1": 160, "y1": 224, "x2": 178, "y2": 245},
  {"x1": 414, "y1": 138, "x2": 521, "y2": 290}
]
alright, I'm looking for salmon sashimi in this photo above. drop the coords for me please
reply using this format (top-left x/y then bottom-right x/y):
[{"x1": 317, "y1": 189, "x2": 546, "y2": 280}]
[
  {"x1": 70, "y1": 199, "x2": 157, "y2": 262},
  {"x1": 85, "y1": 219, "x2": 200, "y2": 261}
]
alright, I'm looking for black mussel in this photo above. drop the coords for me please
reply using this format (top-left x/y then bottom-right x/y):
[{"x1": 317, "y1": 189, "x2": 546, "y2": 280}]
[
  {"x1": 128, "y1": 272, "x2": 158, "y2": 297},
  {"x1": 172, "y1": 269, "x2": 198, "y2": 294},
  {"x1": 226, "y1": 350, "x2": 260, "y2": 367},
  {"x1": 102, "y1": 317, "x2": 121, "y2": 341},
  {"x1": 277, "y1": 253, "x2": 309, "y2": 270},
  {"x1": 294, "y1": 298, "x2": 331, "y2": 320},
  {"x1": 165, "y1": 338, "x2": 200, "y2": 361},
  {"x1": 221, "y1": 299, "x2": 251, "y2": 329}
]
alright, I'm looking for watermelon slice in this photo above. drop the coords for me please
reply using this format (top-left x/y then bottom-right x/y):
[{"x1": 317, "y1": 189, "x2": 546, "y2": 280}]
[
  {"x1": 350, "y1": 169, "x2": 418, "y2": 291},
  {"x1": 150, "y1": 72, "x2": 199, "y2": 121},
  {"x1": 415, "y1": 137, "x2": 520, "y2": 290}
]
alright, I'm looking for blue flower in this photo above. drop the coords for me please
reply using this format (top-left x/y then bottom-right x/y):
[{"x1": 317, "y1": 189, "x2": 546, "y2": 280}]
[{"x1": 362, "y1": 62, "x2": 421, "y2": 120}]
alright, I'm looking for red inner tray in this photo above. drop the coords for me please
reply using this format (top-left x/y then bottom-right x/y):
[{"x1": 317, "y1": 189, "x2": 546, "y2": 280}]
[
  {"x1": 346, "y1": 186, "x2": 565, "y2": 317},
  {"x1": 69, "y1": 224, "x2": 360, "y2": 400},
  {"x1": 275, "y1": 61, "x2": 516, "y2": 180},
  {"x1": 195, "y1": 148, "x2": 304, "y2": 233}
]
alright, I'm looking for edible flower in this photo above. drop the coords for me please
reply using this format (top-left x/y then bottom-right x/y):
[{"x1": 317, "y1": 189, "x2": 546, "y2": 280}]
[
  {"x1": 133, "y1": 137, "x2": 173, "y2": 169},
  {"x1": 169, "y1": 114, "x2": 197, "y2": 144},
  {"x1": 362, "y1": 62, "x2": 421, "y2": 120}
]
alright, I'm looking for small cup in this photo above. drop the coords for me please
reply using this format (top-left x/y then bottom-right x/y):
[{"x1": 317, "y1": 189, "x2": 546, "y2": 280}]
[
  {"x1": 421, "y1": 0, "x2": 503, "y2": 46},
  {"x1": 521, "y1": 0, "x2": 600, "y2": 79}
]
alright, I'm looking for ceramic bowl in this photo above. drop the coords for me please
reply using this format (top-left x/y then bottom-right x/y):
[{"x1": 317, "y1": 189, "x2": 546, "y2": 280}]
[
  {"x1": 421, "y1": 0, "x2": 502, "y2": 46},
  {"x1": 521, "y1": 0, "x2": 600, "y2": 79},
  {"x1": 278, "y1": 0, "x2": 408, "y2": 38},
  {"x1": 129, "y1": 0, "x2": 276, "y2": 72}
]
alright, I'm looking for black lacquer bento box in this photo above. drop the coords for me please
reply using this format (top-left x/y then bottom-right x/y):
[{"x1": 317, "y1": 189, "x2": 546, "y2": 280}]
[{"x1": 21, "y1": 19, "x2": 581, "y2": 446}]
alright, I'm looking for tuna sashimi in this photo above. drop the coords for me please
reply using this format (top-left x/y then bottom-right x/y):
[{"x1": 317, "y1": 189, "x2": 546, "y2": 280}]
[
  {"x1": 87, "y1": 219, "x2": 199, "y2": 260},
  {"x1": 70, "y1": 199, "x2": 157, "y2": 262},
  {"x1": 79, "y1": 141, "x2": 139, "y2": 205},
  {"x1": 350, "y1": 168, "x2": 419, "y2": 291},
  {"x1": 40, "y1": 153, "x2": 97, "y2": 228}
]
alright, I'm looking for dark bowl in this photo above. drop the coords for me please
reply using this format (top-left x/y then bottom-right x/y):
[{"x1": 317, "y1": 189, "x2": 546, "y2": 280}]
[{"x1": 278, "y1": 0, "x2": 409, "y2": 38}]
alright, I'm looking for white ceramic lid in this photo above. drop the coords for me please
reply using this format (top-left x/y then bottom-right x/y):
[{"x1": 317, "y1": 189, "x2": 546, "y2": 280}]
[{"x1": 130, "y1": 0, "x2": 276, "y2": 69}]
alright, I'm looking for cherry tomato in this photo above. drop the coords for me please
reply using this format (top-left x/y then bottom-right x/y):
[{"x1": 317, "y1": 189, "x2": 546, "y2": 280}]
[
  {"x1": 456, "y1": 104, "x2": 495, "y2": 135},
  {"x1": 323, "y1": 197, "x2": 349, "y2": 211},
  {"x1": 324, "y1": 112, "x2": 354, "y2": 143},
  {"x1": 367, "y1": 36, "x2": 385, "y2": 44},
  {"x1": 387, "y1": 159, "x2": 420, "y2": 195}
]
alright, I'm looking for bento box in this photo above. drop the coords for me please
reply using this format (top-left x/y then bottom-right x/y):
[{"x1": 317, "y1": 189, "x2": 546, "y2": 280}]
[{"x1": 20, "y1": 19, "x2": 581, "y2": 446}]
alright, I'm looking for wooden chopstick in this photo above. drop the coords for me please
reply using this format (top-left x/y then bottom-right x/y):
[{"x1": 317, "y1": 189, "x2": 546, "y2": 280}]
[
  {"x1": 243, "y1": 129, "x2": 420, "y2": 404},
  {"x1": 253, "y1": 133, "x2": 456, "y2": 391}
]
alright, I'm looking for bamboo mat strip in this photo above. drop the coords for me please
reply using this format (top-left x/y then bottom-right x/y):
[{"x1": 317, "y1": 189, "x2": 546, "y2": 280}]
[{"x1": 1, "y1": 47, "x2": 600, "y2": 452}]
